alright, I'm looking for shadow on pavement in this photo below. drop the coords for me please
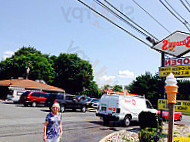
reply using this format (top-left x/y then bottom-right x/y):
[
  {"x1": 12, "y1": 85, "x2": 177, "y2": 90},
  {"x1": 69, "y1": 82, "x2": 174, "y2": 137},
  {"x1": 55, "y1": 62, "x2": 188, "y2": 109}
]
[
  {"x1": 40, "y1": 109, "x2": 51, "y2": 112},
  {"x1": 90, "y1": 120, "x2": 139, "y2": 127}
]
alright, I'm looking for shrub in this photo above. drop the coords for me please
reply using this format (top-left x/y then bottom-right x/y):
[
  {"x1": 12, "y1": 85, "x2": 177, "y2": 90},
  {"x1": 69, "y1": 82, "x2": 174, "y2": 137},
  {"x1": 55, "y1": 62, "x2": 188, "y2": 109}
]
[
  {"x1": 139, "y1": 111, "x2": 160, "y2": 130},
  {"x1": 138, "y1": 111, "x2": 162, "y2": 142},
  {"x1": 139, "y1": 128, "x2": 161, "y2": 142}
]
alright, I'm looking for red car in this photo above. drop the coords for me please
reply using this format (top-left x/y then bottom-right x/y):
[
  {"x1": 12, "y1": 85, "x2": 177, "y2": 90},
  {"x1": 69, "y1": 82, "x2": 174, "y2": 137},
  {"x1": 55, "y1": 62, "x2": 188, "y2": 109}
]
[
  {"x1": 19, "y1": 91, "x2": 50, "y2": 107},
  {"x1": 158, "y1": 110, "x2": 182, "y2": 121}
]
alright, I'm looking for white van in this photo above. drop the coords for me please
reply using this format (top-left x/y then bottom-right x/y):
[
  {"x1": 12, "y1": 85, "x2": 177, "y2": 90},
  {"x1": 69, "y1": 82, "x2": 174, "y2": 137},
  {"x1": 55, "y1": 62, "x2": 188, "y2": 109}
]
[{"x1": 96, "y1": 94, "x2": 158, "y2": 126}]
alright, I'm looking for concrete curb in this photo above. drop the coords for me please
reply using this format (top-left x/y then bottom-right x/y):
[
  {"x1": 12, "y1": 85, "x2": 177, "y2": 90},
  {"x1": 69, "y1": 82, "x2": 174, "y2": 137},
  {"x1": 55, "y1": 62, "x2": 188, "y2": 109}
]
[{"x1": 99, "y1": 130, "x2": 126, "y2": 142}]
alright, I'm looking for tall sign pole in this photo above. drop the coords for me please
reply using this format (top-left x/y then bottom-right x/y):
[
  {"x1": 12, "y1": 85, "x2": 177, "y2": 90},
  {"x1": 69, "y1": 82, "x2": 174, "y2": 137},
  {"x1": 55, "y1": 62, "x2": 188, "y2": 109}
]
[
  {"x1": 160, "y1": 52, "x2": 165, "y2": 125},
  {"x1": 165, "y1": 73, "x2": 178, "y2": 142}
]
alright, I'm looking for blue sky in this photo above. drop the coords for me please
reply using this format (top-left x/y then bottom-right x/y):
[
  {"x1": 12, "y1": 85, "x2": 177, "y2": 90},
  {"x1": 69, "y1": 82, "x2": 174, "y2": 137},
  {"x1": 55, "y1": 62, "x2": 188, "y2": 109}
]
[{"x1": 0, "y1": 0, "x2": 190, "y2": 87}]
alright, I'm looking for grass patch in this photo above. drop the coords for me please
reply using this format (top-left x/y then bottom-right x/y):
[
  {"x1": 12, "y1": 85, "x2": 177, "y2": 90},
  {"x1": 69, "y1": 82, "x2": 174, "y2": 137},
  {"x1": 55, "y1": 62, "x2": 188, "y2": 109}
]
[{"x1": 182, "y1": 112, "x2": 190, "y2": 115}]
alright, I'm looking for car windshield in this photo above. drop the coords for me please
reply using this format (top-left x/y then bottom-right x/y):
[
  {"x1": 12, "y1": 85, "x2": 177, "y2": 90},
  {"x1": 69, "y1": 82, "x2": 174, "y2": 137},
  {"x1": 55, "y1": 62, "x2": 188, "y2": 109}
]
[
  {"x1": 85, "y1": 97, "x2": 91, "y2": 102},
  {"x1": 66, "y1": 96, "x2": 75, "y2": 100},
  {"x1": 21, "y1": 91, "x2": 30, "y2": 97},
  {"x1": 92, "y1": 99, "x2": 99, "y2": 102},
  {"x1": 56, "y1": 94, "x2": 64, "y2": 99}
]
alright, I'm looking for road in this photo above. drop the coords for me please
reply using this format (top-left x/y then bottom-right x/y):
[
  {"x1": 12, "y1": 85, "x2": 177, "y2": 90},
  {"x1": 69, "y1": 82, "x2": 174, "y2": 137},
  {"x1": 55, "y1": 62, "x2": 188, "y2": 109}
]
[{"x1": 0, "y1": 101, "x2": 139, "y2": 142}]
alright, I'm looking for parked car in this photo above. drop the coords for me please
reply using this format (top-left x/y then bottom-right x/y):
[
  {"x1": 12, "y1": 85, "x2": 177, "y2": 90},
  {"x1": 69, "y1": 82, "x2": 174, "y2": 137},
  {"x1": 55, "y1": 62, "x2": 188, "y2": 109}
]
[
  {"x1": 19, "y1": 91, "x2": 50, "y2": 107},
  {"x1": 45, "y1": 93, "x2": 64, "y2": 109},
  {"x1": 91, "y1": 101, "x2": 99, "y2": 109},
  {"x1": 6, "y1": 89, "x2": 26, "y2": 103},
  {"x1": 45, "y1": 93, "x2": 87, "y2": 113},
  {"x1": 158, "y1": 110, "x2": 182, "y2": 121},
  {"x1": 86, "y1": 98, "x2": 100, "y2": 108}
]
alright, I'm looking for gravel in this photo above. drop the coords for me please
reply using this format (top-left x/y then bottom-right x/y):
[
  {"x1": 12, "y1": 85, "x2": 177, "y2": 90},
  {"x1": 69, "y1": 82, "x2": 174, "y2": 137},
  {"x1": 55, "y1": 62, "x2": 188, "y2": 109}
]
[{"x1": 100, "y1": 122, "x2": 190, "y2": 142}]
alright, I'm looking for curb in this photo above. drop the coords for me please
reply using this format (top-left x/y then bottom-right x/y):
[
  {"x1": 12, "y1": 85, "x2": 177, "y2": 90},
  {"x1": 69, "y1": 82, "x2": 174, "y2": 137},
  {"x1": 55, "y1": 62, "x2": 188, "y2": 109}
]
[{"x1": 99, "y1": 130, "x2": 126, "y2": 142}]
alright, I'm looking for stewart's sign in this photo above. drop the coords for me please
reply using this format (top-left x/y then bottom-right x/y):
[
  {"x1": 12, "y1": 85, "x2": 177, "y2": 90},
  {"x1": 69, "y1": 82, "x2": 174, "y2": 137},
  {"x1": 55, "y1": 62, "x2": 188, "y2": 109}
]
[{"x1": 153, "y1": 31, "x2": 190, "y2": 57}]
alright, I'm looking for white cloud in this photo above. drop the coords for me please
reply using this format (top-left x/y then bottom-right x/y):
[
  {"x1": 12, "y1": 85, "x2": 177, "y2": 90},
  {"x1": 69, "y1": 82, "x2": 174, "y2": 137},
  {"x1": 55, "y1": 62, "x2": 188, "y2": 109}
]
[
  {"x1": 118, "y1": 70, "x2": 135, "y2": 78},
  {"x1": 98, "y1": 75, "x2": 116, "y2": 81},
  {"x1": 3, "y1": 51, "x2": 14, "y2": 59}
]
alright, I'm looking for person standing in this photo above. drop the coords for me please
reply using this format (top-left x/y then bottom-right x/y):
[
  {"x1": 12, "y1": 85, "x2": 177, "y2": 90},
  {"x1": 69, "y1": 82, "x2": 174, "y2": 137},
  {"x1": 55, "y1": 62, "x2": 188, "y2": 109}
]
[{"x1": 43, "y1": 103, "x2": 63, "y2": 142}]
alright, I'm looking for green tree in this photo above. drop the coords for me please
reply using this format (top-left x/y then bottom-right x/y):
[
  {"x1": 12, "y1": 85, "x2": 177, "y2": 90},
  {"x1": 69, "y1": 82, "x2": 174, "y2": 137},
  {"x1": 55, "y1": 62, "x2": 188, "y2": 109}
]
[
  {"x1": 112, "y1": 85, "x2": 122, "y2": 92},
  {"x1": 126, "y1": 72, "x2": 163, "y2": 107},
  {"x1": 0, "y1": 47, "x2": 56, "y2": 83},
  {"x1": 177, "y1": 80, "x2": 190, "y2": 100},
  {"x1": 103, "y1": 84, "x2": 112, "y2": 90},
  {"x1": 53, "y1": 53, "x2": 94, "y2": 94},
  {"x1": 83, "y1": 81, "x2": 101, "y2": 98}
]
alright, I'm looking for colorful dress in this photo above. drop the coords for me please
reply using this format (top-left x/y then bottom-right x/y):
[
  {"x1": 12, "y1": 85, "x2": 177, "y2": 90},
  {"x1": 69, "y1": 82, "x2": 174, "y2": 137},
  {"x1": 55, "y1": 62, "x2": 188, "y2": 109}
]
[{"x1": 45, "y1": 112, "x2": 62, "y2": 140}]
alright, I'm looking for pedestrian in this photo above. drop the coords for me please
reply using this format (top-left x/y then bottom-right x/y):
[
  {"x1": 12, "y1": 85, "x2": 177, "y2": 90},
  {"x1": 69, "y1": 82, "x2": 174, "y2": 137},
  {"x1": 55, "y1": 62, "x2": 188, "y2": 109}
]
[{"x1": 43, "y1": 103, "x2": 63, "y2": 142}]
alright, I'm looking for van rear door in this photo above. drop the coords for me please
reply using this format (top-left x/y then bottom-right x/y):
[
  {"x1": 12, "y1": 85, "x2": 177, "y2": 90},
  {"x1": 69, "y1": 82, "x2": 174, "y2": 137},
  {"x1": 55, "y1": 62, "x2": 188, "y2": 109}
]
[{"x1": 107, "y1": 95, "x2": 119, "y2": 116}]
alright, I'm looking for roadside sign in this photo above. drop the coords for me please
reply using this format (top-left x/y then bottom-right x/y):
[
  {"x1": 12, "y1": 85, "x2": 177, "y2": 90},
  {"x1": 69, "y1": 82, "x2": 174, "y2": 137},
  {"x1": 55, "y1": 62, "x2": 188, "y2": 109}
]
[
  {"x1": 159, "y1": 65, "x2": 190, "y2": 77},
  {"x1": 158, "y1": 99, "x2": 190, "y2": 112},
  {"x1": 152, "y1": 31, "x2": 190, "y2": 57},
  {"x1": 165, "y1": 56, "x2": 190, "y2": 66}
]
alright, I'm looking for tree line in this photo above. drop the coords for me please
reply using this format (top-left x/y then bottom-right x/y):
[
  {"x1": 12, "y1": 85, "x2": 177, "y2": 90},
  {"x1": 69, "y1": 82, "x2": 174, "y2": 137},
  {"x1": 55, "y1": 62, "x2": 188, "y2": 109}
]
[
  {"x1": 0, "y1": 47, "x2": 189, "y2": 107},
  {"x1": 0, "y1": 47, "x2": 99, "y2": 96}
]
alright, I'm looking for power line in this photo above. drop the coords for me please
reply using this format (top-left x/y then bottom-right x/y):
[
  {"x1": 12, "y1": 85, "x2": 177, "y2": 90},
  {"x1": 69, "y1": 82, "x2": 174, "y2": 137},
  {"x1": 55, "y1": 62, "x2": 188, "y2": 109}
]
[
  {"x1": 94, "y1": 0, "x2": 149, "y2": 38},
  {"x1": 104, "y1": 0, "x2": 159, "y2": 41},
  {"x1": 94, "y1": 0, "x2": 159, "y2": 43},
  {"x1": 75, "y1": 0, "x2": 152, "y2": 47},
  {"x1": 159, "y1": 0, "x2": 190, "y2": 31},
  {"x1": 185, "y1": 0, "x2": 190, "y2": 7},
  {"x1": 131, "y1": 0, "x2": 171, "y2": 34},
  {"x1": 180, "y1": 0, "x2": 190, "y2": 13}
]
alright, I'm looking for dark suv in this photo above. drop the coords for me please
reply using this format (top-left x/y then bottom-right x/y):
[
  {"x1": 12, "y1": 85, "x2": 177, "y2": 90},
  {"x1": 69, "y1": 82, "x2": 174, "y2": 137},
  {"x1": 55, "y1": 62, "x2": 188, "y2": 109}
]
[
  {"x1": 45, "y1": 93, "x2": 87, "y2": 113},
  {"x1": 19, "y1": 91, "x2": 50, "y2": 107}
]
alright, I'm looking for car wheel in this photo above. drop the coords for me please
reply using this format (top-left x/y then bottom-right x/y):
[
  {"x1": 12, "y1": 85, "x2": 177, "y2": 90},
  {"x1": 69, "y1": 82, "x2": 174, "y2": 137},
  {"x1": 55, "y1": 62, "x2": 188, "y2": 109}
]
[
  {"x1": 178, "y1": 116, "x2": 182, "y2": 121},
  {"x1": 81, "y1": 106, "x2": 86, "y2": 113},
  {"x1": 123, "y1": 116, "x2": 131, "y2": 127},
  {"x1": 31, "y1": 102, "x2": 37, "y2": 107},
  {"x1": 60, "y1": 105, "x2": 65, "y2": 113}
]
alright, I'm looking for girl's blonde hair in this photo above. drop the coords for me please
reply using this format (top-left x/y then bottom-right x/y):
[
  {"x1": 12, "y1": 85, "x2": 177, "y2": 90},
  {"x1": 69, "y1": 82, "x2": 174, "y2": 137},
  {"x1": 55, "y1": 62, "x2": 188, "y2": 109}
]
[{"x1": 52, "y1": 103, "x2": 60, "y2": 111}]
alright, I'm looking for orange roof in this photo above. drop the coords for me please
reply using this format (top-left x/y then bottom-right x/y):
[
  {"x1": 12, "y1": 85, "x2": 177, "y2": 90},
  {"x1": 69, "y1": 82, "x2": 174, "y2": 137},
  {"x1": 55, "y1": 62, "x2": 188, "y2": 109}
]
[{"x1": 0, "y1": 79, "x2": 65, "y2": 92}]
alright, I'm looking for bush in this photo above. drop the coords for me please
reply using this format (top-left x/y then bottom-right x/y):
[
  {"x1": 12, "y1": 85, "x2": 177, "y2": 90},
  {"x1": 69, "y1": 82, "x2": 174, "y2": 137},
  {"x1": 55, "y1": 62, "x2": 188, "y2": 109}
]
[
  {"x1": 138, "y1": 111, "x2": 162, "y2": 142},
  {"x1": 139, "y1": 111, "x2": 160, "y2": 130},
  {"x1": 139, "y1": 128, "x2": 161, "y2": 142}
]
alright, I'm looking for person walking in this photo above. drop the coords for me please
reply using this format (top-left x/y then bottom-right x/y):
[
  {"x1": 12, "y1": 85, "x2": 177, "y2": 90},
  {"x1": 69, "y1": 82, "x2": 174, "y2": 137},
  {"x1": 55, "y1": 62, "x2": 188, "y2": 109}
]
[{"x1": 43, "y1": 103, "x2": 63, "y2": 142}]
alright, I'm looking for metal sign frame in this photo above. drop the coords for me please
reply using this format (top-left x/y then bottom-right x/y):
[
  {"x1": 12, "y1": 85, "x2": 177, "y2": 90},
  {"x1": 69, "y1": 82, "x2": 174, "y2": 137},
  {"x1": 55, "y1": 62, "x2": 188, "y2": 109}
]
[{"x1": 153, "y1": 31, "x2": 190, "y2": 57}]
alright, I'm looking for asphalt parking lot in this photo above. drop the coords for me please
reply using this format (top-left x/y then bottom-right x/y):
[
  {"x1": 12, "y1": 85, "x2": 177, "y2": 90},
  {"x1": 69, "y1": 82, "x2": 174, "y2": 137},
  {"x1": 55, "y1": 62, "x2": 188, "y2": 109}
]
[
  {"x1": 0, "y1": 101, "x2": 139, "y2": 142},
  {"x1": 0, "y1": 101, "x2": 189, "y2": 142}
]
